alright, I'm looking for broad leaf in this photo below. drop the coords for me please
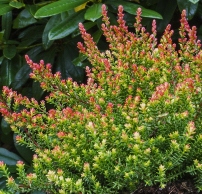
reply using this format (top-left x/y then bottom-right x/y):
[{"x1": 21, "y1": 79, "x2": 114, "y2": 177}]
[
  {"x1": 14, "y1": 134, "x2": 35, "y2": 164},
  {"x1": 0, "y1": 30, "x2": 4, "y2": 41},
  {"x1": 0, "y1": 177, "x2": 7, "y2": 191},
  {"x1": 19, "y1": 25, "x2": 44, "y2": 47},
  {"x1": 85, "y1": 3, "x2": 103, "y2": 22},
  {"x1": 13, "y1": 9, "x2": 37, "y2": 29},
  {"x1": 0, "y1": 132, "x2": 13, "y2": 145},
  {"x1": 2, "y1": 11, "x2": 12, "y2": 40},
  {"x1": 0, "y1": 148, "x2": 24, "y2": 165},
  {"x1": 71, "y1": 22, "x2": 96, "y2": 38},
  {"x1": 1, "y1": 58, "x2": 15, "y2": 86},
  {"x1": 0, "y1": 0, "x2": 10, "y2": 3},
  {"x1": 9, "y1": 1, "x2": 24, "y2": 9},
  {"x1": 21, "y1": 87, "x2": 33, "y2": 98},
  {"x1": 0, "y1": 56, "x2": 4, "y2": 65},
  {"x1": 18, "y1": 25, "x2": 41, "y2": 39},
  {"x1": 61, "y1": 11, "x2": 69, "y2": 20},
  {"x1": 0, "y1": 4, "x2": 13, "y2": 16},
  {"x1": 55, "y1": 43, "x2": 84, "y2": 83},
  {"x1": 6, "y1": 40, "x2": 19, "y2": 45},
  {"x1": 35, "y1": 0, "x2": 88, "y2": 18},
  {"x1": 42, "y1": 14, "x2": 61, "y2": 50},
  {"x1": 1, "y1": 117, "x2": 11, "y2": 135},
  {"x1": 105, "y1": 0, "x2": 163, "y2": 19},
  {"x1": 72, "y1": 52, "x2": 87, "y2": 67},
  {"x1": 92, "y1": 29, "x2": 102, "y2": 44},
  {"x1": 3, "y1": 45, "x2": 16, "y2": 59},
  {"x1": 32, "y1": 81, "x2": 44, "y2": 101},
  {"x1": 156, "y1": 0, "x2": 177, "y2": 32},
  {"x1": 189, "y1": 0, "x2": 199, "y2": 3},
  {"x1": 11, "y1": 46, "x2": 44, "y2": 90},
  {"x1": 49, "y1": 10, "x2": 85, "y2": 40},
  {"x1": 108, "y1": 11, "x2": 119, "y2": 26},
  {"x1": 74, "y1": 1, "x2": 88, "y2": 12},
  {"x1": 25, "y1": 4, "x2": 40, "y2": 16},
  {"x1": 177, "y1": 0, "x2": 198, "y2": 20},
  {"x1": 0, "y1": 55, "x2": 21, "y2": 88}
]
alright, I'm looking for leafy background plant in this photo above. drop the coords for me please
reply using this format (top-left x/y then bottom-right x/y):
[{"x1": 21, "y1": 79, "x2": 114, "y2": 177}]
[{"x1": 0, "y1": 0, "x2": 202, "y2": 192}]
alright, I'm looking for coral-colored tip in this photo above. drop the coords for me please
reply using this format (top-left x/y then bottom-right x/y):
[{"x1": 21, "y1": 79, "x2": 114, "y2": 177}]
[
  {"x1": 101, "y1": 4, "x2": 106, "y2": 11},
  {"x1": 25, "y1": 55, "x2": 29, "y2": 61},
  {"x1": 118, "y1": 5, "x2": 123, "y2": 13}
]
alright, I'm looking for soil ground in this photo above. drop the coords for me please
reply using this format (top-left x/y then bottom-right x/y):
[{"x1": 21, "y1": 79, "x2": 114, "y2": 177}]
[{"x1": 131, "y1": 177, "x2": 200, "y2": 194}]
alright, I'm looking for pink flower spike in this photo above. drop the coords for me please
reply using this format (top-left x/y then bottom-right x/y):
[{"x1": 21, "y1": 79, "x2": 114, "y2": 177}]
[
  {"x1": 118, "y1": 5, "x2": 123, "y2": 13},
  {"x1": 17, "y1": 161, "x2": 24, "y2": 165},
  {"x1": 101, "y1": 4, "x2": 106, "y2": 11},
  {"x1": 0, "y1": 161, "x2": 4, "y2": 166},
  {"x1": 16, "y1": 135, "x2": 22, "y2": 141}
]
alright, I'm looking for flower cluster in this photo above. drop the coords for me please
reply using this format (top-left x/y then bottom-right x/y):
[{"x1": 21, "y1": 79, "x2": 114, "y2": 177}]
[{"x1": 0, "y1": 4, "x2": 202, "y2": 193}]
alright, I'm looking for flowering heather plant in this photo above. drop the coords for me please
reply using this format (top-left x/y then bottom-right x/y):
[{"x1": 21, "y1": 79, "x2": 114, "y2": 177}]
[{"x1": 1, "y1": 4, "x2": 202, "y2": 194}]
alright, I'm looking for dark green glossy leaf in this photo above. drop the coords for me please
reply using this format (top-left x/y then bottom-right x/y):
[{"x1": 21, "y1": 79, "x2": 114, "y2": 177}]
[
  {"x1": 72, "y1": 53, "x2": 87, "y2": 67},
  {"x1": 1, "y1": 56, "x2": 19, "y2": 87},
  {"x1": 0, "y1": 56, "x2": 4, "y2": 65},
  {"x1": 18, "y1": 25, "x2": 41, "y2": 39},
  {"x1": 25, "y1": 4, "x2": 40, "y2": 16},
  {"x1": 1, "y1": 117, "x2": 11, "y2": 135},
  {"x1": 0, "y1": 177, "x2": 7, "y2": 191},
  {"x1": 0, "y1": 148, "x2": 24, "y2": 165},
  {"x1": 105, "y1": 0, "x2": 163, "y2": 19},
  {"x1": 49, "y1": 10, "x2": 85, "y2": 40},
  {"x1": 1, "y1": 58, "x2": 13, "y2": 86},
  {"x1": 71, "y1": 22, "x2": 96, "y2": 38},
  {"x1": 42, "y1": 14, "x2": 61, "y2": 50},
  {"x1": 14, "y1": 134, "x2": 35, "y2": 164},
  {"x1": 6, "y1": 40, "x2": 19, "y2": 44},
  {"x1": 2, "y1": 11, "x2": 12, "y2": 40},
  {"x1": 32, "y1": 81, "x2": 44, "y2": 101},
  {"x1": 9, "y1": 1, "x2": 24, "y2": 8},
  {"x1": 7, "y1": 165, "x2": 17, "y2": 173},
  {"x1": 19, "y1": 25, "x2": 44, "y2": 47},
  {"x1": 11, "y1": 46, "x2": 44, "y2": 90},
  {"x1": 0, "y1": 30, "x2": 4, "y2": 41},
  {"x1": 189, "y1": 0, "x2": 199, "y2": 3},
  {"x1": 124, "y1": 12, "x2": 137, "y2": 28},
  {"x1": 107, "y1": 4, "x2": 118, "y2": 13},
  {"x1": 11, "y1": 64, "x2": 30, "y2": 89},
  {"x1": 0, "y1": 171, "x2": 3, "y2": 179},
  {"x1": 0, "y1": 131, "x2": 13, "y2": 145},
  {"x1": 35, "y1": 0, "x2": 88, "y2": 18},
  {"x1": 0, "y1": 0, "x2": 10, "y2": 3},
  {"x1": 92, "y1": 30, "x2": 102, "y2": 44},
  {"x1": 0, "y1": 4, "x2": 13, "y2": 15},
  {"x1": 21, "y1": 87, "x2": 33, "y2": 98},
  {"x1": 3, "y1": 45, "x2": 16, "y2": 59},
  {"x1": 85, "y1": 3, "x2": 103, "y2": 22},
  {"x1": 108, "y1": 12, "x2": 119, "y2": 26},
  {"x1": 56, "y1": 44, "x2": 84, "y2": 83},
  {"x1": 155, "y1": 0, "x2": 177, "y2": 32},
  {"x1": 177, "y1": 0, "x2": 198, "y2": 20},
  {"x1": 61, "y1": 11, "x2": 69, "y2": 20},
  {"x1": 13, "y1": 9, "x2": 37, "y2": 29}
]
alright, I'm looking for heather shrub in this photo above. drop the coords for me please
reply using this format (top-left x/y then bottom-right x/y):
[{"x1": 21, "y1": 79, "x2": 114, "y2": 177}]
[{"x1": 0, "y1": 4, "x2": 202, "y2": 194}]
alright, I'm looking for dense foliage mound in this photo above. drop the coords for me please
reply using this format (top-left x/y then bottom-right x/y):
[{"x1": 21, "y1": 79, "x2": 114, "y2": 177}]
[{"x1": 0, "y1": 4, "x2": 202, "y2": 194}]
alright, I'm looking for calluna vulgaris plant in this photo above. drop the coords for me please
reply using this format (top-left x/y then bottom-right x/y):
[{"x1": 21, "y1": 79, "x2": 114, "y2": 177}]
[{"x1": 0, "y1": 4, "x2": 202, "y2": 194}]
